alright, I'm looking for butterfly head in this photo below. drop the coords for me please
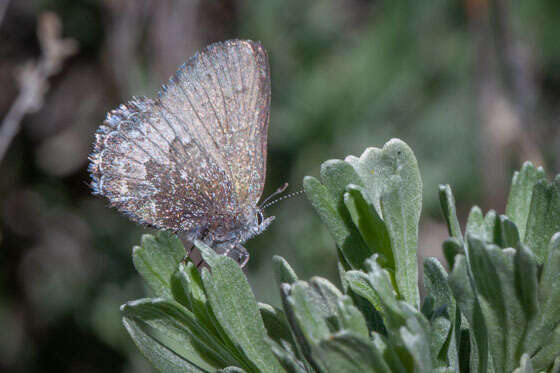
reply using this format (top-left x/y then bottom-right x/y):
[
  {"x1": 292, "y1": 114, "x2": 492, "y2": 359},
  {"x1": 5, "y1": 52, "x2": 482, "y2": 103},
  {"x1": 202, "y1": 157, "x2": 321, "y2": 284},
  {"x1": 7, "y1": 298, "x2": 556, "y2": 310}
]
[
  {"x1": 207, "y1": 207, "x2": 274, "y2": 249},
  {"x1": 235, "y1": 208, "x2": 274, "y2": 244}
]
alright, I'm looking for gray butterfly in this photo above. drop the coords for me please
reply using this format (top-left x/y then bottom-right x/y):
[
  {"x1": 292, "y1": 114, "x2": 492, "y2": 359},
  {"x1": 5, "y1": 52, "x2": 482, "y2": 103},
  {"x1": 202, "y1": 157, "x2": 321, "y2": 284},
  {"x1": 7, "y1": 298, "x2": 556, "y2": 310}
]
[{"x1": 89, "y1": 39, "x2": 273, "y2": 266}]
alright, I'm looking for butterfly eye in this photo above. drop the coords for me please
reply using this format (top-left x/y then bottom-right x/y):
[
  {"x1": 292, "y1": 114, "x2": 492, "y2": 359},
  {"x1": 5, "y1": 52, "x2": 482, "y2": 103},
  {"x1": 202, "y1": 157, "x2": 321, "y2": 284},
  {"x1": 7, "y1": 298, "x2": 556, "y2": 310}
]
[{"x1": 256, "y1": 211, "x2": 264, "y2": 225}]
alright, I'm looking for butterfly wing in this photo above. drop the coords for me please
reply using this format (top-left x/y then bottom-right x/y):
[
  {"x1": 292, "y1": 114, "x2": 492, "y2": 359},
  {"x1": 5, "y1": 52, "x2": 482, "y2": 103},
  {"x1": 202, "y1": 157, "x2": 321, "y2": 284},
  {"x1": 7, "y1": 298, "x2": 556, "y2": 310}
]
[
  {"x1": 163, "y1": 40, "x2": 270, "y2": 209},
  {"x1": 89, "y1": 40, "x2": 270, "y2": 233},
  {"x1": 89, "y1": 96, "x2": 238, "y2": 232}
]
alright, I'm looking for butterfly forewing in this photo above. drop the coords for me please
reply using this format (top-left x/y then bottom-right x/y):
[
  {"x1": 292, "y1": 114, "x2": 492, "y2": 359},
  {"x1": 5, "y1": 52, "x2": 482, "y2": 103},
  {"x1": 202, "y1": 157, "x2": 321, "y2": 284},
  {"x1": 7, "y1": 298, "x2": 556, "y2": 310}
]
[
  {"x1": 89, "y1": 40, "x2": 270, "y2": 234},
  {"x1": 169, "y1": 40, "x2": 270, "y2": 207}
]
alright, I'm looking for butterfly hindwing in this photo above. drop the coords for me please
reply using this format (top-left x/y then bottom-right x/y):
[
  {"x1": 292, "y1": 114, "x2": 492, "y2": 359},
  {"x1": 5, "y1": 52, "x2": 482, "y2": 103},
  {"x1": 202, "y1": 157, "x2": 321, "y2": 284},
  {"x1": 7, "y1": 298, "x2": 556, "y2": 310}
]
[{"x1": 90, "y1": 96, "x2": 235, "y2": 231}]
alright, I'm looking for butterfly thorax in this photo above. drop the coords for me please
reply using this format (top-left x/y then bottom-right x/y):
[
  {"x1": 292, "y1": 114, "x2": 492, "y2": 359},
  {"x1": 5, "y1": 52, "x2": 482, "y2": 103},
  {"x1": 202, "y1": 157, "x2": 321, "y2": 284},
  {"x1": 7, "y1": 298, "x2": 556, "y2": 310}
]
[{"x1": 194, "y1": 208, "x2": 274, "y2": 251}]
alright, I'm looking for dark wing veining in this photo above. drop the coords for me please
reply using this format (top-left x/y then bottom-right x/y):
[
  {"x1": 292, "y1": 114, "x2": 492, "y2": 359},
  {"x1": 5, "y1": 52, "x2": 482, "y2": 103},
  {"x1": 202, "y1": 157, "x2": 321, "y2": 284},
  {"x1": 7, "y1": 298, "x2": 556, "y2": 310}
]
[{"x1": 88, "y1": 40, "x2": 270, "y2": 232}]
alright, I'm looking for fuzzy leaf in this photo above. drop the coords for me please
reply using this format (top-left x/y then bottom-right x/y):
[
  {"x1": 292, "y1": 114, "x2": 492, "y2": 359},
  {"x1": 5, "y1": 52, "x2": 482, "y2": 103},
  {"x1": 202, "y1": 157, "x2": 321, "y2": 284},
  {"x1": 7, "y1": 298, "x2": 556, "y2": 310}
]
[
  {"x1": 133, "y1": 232, "x2": 186, "y2": 298},
  {"x1": 362, "y1": 256, "x2": 406, "y2": 330},
  {"x1": 281, "y1": 281, "x2": 329, "y2": 371},
  {"x1": 343, "y1": 266, "x2": 386, "y2": 334},
  {"x1": 483, "y1": 210, "x2": 498, "y2": 244},
  {"x1": 321, "y1": 160, "x2": 377, "y2": 269},
  {"x1": 197, "y1": 241, "x2": 284, "y2": 373},
  {"x1": 122, "y1": 298, "x2": 233, "y2": 371},
  {"x1": 170, "y1": 264, "x2": 192, "y2": 309},
  {"x1": 381, "y1": 181, "x2": 421, "y2": 307},
  {"x1": 309, "y1": 277, "x2": 345, "y2": 316},
  {"x1": 468, "y1": 236, "x2": 529, "y2": 372},
  {"x1": 272, "y1": 256, "x2": 299, "y2": 286},
  {"x1": 170, "y1": 262, "x2": 212, "y2": 328},
  {"x1": 429, "y1": 317, "x2": 451, "y2": 368},
  {"x1": 281, "y1": 276, "x2": 374, "y2": 372},
  {"x1": 439, "y1": 184, "x2": 463, "y2": 241},
  {"x1": 423, "y1": 257, "x2": 459, "y2": 370},
  {"x1": 524, "y1": 178, "x2": 560, "y2": 263},
  {"x1": 506, "y1": 162, "x2": 546, "y2": 240},
  {"x1": 423, "y1": 258, "x2": 456, "y2": 323},
  {"x1": 466, "y1": 206, "x2": 485, "y2": 241},
  {"x1": 399, "y1": 306, "x2": 433, "y2": 372},
  {"x1": 259, "y1": 303, "x2": 297, "y2": 352},
  {"x1": 466, "y1": 207, "x2": 498, "y2": 244},
  {"x1": 495, "y1": 215, "x2": 521, "y2": 249},
  {"x1": 371, "y1": 333, "x2": 408, "y2": 372},
  {"x1": 358, "y1": 254, "x2": 433, "y2": 371},
  {"x1": 531, "y1": 323, "x2": 560, "y2": 371},
  {"x1": 122, "y1": 316, "x2": 207, "y2": 373},
  {"x1": 303, "y1": 174, "x2": 372, "y2": 270},
  {"x1": 336, "y1": 296, "x2": 369, "y2": 338},
  {"x1": 279, "y1": 284, "x2": 316, "y2": 372},
  {"x1": 266, "y1": 338, "x2": 308, "y2": 373},
  {"x1": 514, "y1": 244, "x2": 539, "y2": 326},
  {"x1": 346, "y1": 140, "x2": 422, "y2": 308},
  {"x1": 345, "y1": 270, "x2": 382, "y2": 312},
  {"x1": 377, "y1": 146, "x2": 421, "y2": 308},
  {"x1": 442, "y1": 238, "x2": 463, "y2": 269},
  {"x1": 290, "y1": 278, "x2": 343, "y2": 342},
  {"x1": 316, "y1": 331, "x2": 391, "y2": 373},
  {"x1": 448, "y1": 255, "x2": 489, "y2": 373},
  {"x1": 344, "y1": 184, "x2": 394, "y2": 269},
  {"x1": 527, "y1": 233, "x2": 560, "y2": 366},
  {"x1": 345, "y1": 140, "x2": 420, "y2": 219}
]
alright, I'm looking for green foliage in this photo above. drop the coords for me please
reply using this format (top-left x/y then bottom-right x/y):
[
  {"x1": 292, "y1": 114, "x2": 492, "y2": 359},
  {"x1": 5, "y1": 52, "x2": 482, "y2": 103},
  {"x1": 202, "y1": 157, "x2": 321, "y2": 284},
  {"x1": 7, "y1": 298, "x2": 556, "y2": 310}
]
[
  {"x1": 305, "y1": 139, "x2": 421, "y2": 308},
  {"x1": 122, "y1": 140, "x2": 560, "y2": 372}
]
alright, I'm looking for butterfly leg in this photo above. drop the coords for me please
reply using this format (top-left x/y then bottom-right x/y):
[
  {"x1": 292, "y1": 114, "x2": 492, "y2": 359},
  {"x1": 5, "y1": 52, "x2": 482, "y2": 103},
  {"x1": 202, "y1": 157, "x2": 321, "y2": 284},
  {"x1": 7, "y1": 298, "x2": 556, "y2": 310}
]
[
  {"x1": 238, "y1": 249, "x2": 250, "y2": 269},
  {"x1": 222, "y1": 244, "x2": 250, "y2": 269},
  {"x1": 233, "y1": 244, "x2": 250, "y2": 269}
]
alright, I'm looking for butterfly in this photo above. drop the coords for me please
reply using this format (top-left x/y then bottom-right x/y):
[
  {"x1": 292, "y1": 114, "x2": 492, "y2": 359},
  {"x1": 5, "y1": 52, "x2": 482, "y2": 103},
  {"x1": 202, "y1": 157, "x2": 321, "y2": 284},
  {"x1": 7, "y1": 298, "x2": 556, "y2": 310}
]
[{"x1": 88, "y1": 39, "x2": 274, "y2": 267}]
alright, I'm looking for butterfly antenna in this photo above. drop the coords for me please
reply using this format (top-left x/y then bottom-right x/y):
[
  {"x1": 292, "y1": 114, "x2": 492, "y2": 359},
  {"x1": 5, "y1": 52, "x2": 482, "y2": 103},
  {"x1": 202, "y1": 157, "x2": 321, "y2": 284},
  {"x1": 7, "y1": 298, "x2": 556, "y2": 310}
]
[
  {"x1": 259, "y1": 182, "x2": 289, "y2": 208},
  {"x1": 262, "y1": 189, "x2": 304, "y2": 210}
]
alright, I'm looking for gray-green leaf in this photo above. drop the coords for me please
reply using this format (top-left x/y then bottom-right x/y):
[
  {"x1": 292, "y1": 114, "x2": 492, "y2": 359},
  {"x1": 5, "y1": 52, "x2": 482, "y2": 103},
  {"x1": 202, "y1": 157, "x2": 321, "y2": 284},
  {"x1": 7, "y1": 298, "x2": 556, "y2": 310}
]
[
  {"x1": 133, "y1": 232, "x2": 186, "y2": 298},
  {"x1": 272, "y1": 256, "x2": 299, "y2": 286},
  {"x1": 523, "y1": 178, "x2": 560, "y2": 263},
  {"x1": 197, "y1": 242, "x2": 284, "y2": 373},
  {"x1": 348, "y1": 140, "x2": 422, "y2": 309},
  {"x1": 505, "y1": 162, "x2": 546, "y2": 240},
  {"x1": 316, "y1": 331, "x2": 390, "y2": 373},
  {"x1": 438, "y1": 184, "x2": 463, "y2": 241},
  {"x1": 122, "y1": 298, "x2": 232, "y2": 371}
]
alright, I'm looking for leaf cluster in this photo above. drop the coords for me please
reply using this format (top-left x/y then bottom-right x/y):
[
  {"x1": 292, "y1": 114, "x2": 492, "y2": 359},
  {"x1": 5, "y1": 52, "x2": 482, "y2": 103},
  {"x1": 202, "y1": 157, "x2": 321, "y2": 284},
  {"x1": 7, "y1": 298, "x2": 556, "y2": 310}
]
[{"x1": 122, "y1": 139, "x2": 560, "y2": 372}]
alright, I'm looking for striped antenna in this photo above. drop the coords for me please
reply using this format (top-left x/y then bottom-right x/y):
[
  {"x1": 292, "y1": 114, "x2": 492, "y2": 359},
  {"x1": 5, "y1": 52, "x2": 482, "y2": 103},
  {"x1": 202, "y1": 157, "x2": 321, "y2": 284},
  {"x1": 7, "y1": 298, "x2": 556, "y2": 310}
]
[
  {"x1": 262, "y1": 189, "x2": 304, "y2": 210},
  {"x1": 259, "y1": 182, "x2": 288, "y2": 208}
]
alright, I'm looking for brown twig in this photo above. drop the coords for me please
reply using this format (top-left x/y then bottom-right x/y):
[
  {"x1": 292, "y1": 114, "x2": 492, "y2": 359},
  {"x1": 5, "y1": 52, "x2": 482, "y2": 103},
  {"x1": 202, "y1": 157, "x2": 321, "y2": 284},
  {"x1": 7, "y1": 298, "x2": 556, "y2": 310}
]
[
  {"x1": 0, "y1": 0, "x2": 10, "y2": 28},
  {"x1": 0, "y1": 12, "x2": 78, "y2": 163}
]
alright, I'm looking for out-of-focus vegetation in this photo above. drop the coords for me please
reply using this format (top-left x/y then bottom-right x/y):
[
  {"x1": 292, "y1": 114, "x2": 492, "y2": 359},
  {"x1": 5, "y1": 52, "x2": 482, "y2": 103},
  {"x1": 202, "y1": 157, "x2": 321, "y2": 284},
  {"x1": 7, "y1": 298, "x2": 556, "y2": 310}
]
[{"x1": 0, "y1": 1, "x2": 558, "y2": 372}]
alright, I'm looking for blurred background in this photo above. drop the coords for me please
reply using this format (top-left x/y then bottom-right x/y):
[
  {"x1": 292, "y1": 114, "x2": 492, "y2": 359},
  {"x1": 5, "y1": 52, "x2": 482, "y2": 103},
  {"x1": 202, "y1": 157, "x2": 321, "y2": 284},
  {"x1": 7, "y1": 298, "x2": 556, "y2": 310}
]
[{"x1": 0, "y1": 0, "x2": 559, "y2": 371}]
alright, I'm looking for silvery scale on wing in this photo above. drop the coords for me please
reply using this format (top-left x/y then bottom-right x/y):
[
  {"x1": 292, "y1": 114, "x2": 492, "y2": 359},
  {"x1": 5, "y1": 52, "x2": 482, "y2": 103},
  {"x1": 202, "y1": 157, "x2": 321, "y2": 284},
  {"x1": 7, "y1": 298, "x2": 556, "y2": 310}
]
[{"x1": 89, "y1": 39, "x2": 275, "y2": 266}]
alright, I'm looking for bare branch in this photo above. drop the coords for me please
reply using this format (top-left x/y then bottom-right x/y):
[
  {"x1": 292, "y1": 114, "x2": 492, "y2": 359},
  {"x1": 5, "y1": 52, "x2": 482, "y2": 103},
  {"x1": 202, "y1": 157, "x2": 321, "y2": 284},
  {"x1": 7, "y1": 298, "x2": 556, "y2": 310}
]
[
  {"x1": 0, "y1": 12, "x2": 78, "y2": 163},
  {"x1": 0, "y1": 0, "x2": 10, "y2": 28}
]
